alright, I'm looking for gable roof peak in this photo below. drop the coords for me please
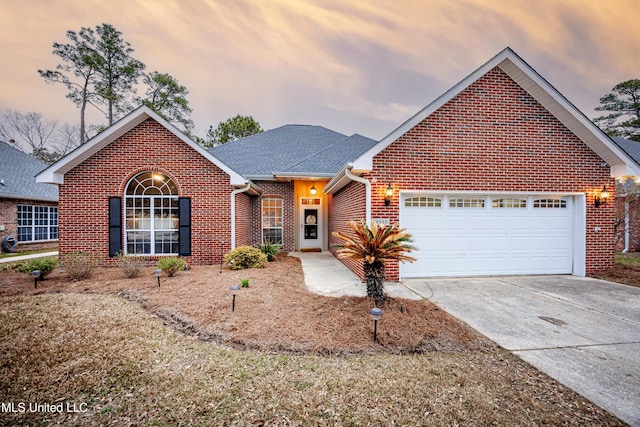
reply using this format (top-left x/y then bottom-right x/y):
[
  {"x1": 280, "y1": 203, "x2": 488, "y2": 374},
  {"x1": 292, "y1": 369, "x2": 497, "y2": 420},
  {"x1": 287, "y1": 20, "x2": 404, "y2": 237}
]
[
  {"x1": 36, "y1": 105, "x2": 247, "y2": 186},
  {"x1": 350, "y1": 47, "x2": 640, "y2": 178}
]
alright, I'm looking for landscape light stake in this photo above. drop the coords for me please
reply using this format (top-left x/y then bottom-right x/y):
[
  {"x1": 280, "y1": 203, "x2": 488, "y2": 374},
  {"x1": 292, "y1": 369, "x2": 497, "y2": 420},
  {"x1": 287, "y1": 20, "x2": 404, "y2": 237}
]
[
  {"x1": 31, "y1": 270, "x2": 41, "y2": 289},
  {"x1": 153, "y1": 269, "x2": 162, "y2": 287},
  {"x1": 229, "y1": 285, "x2": 239, "y2": 312},
  {"x1": 370, "y1": 308, "x2": 383, "y2": 343},
  {"x1": 220, "y1": 243, "x2": 224, "y2": 274}
]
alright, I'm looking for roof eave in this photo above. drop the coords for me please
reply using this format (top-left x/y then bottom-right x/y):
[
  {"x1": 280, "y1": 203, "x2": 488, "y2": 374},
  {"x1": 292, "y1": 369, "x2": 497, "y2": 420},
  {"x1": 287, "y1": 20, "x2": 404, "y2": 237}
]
[
  {"x1": 324, "y1": 163, "x2": 364, "y2": 194},
  {"x1": 0, "y1": 193, "x2": 59, "y2": 202}
]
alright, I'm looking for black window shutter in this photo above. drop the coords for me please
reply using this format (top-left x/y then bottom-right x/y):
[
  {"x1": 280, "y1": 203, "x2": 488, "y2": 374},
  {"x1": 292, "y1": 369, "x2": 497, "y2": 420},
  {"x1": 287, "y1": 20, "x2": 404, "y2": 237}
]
[
  {"x1": 178, "y1": 197, "x2": 191, "y2": 256},
  {"x1": 108, "y1": 197, "x2": 122, "y2": 257}
]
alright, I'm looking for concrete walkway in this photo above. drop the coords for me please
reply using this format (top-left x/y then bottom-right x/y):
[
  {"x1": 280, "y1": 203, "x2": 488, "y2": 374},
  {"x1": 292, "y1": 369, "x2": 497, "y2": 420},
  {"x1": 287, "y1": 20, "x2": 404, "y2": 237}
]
[
  {"x1": 292, "y1": 252, "x2": 639, "y2": 425},
  {"x1": 0, "y1": 251, "x2": 58, "y2": 264},
  {"x1": 403, "y1": 275, "x2": 640, "y2": 427},
  {"x1": 290, "y1": 251, "x2": 420, "y2": 300}
]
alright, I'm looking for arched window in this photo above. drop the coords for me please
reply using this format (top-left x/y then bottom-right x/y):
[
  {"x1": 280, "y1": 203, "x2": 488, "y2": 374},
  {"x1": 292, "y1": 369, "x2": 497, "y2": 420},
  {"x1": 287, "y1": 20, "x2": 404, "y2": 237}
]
[{"x1": 124, "y1": 171, "x2": 179, "y2": 255}]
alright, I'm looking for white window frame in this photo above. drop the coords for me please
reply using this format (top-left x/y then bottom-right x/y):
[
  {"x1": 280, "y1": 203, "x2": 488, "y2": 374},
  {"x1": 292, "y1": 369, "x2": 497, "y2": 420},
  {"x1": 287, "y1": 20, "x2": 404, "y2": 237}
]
[
  {"x1": 262, "y1": 198, "x2": 283, "y2": 245},
  {"x1": 124, "y1": 172, "x2": 179, "y2": 256},
  {"x1": 17, "y1": 204, "x2": 58, "y2": 242}
]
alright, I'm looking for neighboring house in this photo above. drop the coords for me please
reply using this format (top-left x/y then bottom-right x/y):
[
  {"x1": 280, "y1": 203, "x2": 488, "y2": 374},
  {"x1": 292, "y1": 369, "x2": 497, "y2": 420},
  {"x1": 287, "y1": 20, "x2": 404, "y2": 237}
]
[
  {"x1": 0, "y1": 140, "x2": 59, "y2": 251},
  {"x1": 612, "y1": 137, "x2": 640, "y2": 252},
  {"x1": 36, "y1": 48, "x2": 640, "y2": 280}
]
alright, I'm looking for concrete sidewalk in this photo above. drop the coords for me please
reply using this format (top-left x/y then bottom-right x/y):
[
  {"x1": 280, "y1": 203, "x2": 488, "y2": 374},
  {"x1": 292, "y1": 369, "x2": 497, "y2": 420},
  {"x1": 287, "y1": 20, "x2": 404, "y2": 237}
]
[{"x1": 0, "y1": 251, "x2": 58, "y2": 264}]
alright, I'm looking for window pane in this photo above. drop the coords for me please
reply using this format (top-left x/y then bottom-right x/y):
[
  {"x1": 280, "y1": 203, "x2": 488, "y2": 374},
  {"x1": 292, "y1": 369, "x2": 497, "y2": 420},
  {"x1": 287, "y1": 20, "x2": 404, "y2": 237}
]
[
  {"x1": 126, "y1": 231, "x2": 151, "y2": 254},
  {"x1": 125, "y1": 172, "x2": 179, "y2": 255},
  {"x1": 155, "y1": 231, "x2": 179, "y2": 254},
  {"x1": 449, "y1": 198, "x2": 485, "y2": 208}
]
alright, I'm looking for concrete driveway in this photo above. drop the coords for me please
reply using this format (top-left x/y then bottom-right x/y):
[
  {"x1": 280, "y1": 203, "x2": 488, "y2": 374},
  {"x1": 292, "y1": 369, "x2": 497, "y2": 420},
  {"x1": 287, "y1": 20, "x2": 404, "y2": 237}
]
[{"x1": 403, "y1": 275, "x2": 640, "y2": 427}]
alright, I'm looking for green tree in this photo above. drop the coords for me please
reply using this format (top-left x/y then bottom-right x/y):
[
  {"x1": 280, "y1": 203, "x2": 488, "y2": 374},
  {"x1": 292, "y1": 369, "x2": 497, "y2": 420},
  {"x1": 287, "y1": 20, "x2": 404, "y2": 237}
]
[
  {"x1": 92, "y1": 23, "x2": 145, "y2": 125},
  {"x1": 39, "y1": 24, "x2": 144, "y2": 141},
  {"x1": 595, "y1": 79, "x2": 640, "y2": 141},
  {"x1": 332, "y1": 221, "x2": 416, "y2": 307},
  {"x1": 38, "y1": 27, "x2": 102, "y2": 144},
  {"x1": 139, "y1": 71, "x2": 194, "y2": 134},
  {"x1": 203, "y1": 114, "x2": 263, "y2": 147}
]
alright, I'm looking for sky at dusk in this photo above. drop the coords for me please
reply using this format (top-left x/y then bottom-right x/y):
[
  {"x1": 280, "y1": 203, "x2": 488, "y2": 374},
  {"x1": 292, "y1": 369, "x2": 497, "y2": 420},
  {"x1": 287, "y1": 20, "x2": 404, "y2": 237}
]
[{"x1": 0, "y1": 0, "x2": 639, "y2": 141}]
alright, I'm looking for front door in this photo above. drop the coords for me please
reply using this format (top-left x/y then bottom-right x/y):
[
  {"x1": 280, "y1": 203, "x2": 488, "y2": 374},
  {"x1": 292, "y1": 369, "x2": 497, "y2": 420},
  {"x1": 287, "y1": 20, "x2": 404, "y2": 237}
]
[{"x1": 300, "y1": 197, "x2": 322, "y2": 249}]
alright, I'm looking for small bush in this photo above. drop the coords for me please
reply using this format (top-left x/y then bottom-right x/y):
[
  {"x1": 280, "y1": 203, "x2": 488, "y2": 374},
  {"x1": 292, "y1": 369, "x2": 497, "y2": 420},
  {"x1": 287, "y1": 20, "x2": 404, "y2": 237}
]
[
  {"x1": 224, "y1": 246, "x2": 267, "y2": 270},
  {"x1": 157, "y1": 257, "x2": 185, "y2": 277},
  {"x1": 240, "y1": 278, "x2": 250, "y2": 288},
  {"x1": 116, "y1": 252, "x2": 146, "y2": 278},
  {"x1": 63, "y1": 251, "x2": 99, "y2": 281},
  {"x1": 17, "y1": 257, "x2": 58, "y2": 278},
  {"x1": 255, "y1": 241, "x2": 281, "y2": 261}
]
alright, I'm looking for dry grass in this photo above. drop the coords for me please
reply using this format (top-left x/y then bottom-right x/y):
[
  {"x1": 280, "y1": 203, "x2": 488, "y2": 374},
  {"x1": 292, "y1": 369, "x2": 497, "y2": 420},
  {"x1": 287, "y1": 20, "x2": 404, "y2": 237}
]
[
  {"x1": 0, "y1": 293, "x2": 623, "y2": 426},
  {"x1": 0, "y1": 255, "x2": 627, "y2": 425}
]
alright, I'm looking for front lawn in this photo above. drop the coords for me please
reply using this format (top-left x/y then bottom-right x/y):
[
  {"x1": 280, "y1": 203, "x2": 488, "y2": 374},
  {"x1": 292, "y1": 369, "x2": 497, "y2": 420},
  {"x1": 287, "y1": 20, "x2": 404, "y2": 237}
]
[{"x1": 0, "y1": 255, "x2": 629, "y2": 425}]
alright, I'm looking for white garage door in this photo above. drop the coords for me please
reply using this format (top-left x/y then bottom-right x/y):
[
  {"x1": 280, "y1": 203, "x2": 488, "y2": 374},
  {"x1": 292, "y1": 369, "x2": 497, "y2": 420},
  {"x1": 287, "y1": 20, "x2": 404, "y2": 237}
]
[{"x1": 400, "y1": 194, "x2": 574, "y2": 278}]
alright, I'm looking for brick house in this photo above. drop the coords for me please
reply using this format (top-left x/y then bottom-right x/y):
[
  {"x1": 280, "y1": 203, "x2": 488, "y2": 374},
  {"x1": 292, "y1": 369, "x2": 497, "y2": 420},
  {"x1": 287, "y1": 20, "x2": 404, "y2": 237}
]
[
  {"x1": 37, "y1": 48, "x2": 640, "y2": 279},
  {"x1": 1, "y1": 140, "x2": 58, "y2": 252}
]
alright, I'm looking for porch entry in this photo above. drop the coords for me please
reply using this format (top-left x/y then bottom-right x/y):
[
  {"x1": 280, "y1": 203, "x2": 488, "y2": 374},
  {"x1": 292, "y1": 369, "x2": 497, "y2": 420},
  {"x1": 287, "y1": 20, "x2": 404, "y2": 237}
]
[{"x1": 299, "y1": 197, "x2": 322, "y2": 250}]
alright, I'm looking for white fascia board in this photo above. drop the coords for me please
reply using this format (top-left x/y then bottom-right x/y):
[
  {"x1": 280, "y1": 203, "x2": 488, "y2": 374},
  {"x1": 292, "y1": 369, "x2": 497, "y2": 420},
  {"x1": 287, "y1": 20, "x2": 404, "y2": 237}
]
[{"x1": 36, "y1": 106, "x2": 247, "y2": 187}]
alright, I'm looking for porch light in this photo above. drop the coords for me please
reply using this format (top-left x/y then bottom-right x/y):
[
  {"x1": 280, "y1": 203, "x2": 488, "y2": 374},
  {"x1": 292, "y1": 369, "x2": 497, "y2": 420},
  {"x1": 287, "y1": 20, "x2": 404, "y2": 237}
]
[
  {"x1": 370, "y1": 308, "x2": 383, "y2": 342},
  {"x1": 384, "y1": 183, "x2": 393, "y2": 206},
  {"x1": 310, "y1": 183, "x2": 317, "y2": 195},
  {"x1": 229, "y1": 285, "x2": 239, "y2": 312},
  {"x1": 31, "y1": 270, "x2": 41, "y2": 289},
  {"x1": 595, "y1": 185, "x2": 610, "y2": 207},
  {"x1": 153, "y1": 269, "x2": 162, "y2": 287}
]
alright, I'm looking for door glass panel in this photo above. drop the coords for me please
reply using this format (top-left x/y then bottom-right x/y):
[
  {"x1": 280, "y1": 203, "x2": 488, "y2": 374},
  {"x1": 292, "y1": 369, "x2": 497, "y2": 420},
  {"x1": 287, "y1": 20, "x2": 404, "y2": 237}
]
[{"x1": 304, "y1": 209, "x2": 318, "y2": 240}]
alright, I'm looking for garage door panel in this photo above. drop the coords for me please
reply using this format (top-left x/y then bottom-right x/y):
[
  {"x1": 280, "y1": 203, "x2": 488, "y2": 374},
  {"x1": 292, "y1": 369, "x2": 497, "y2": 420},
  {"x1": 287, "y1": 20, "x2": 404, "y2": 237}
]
[{"x1": 401, "y1": 194, "x2": 574, "y2": 278}]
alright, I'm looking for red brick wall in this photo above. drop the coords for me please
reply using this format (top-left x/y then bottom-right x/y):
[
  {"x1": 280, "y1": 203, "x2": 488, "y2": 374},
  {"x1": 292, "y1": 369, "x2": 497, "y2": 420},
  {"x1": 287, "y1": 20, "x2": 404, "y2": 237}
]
[
  {"x1": 250, "y1": 181, "x2": 295, "y2": 252},
  {"x1": 328, "y1": 181, "x2": 366, "y2": 280},
  {"x1": 336, "y1": 67, "x2": 615, "y2": 280},
  {"x1": 59, "y1": 118, "x2": 235, "y2": 264}
]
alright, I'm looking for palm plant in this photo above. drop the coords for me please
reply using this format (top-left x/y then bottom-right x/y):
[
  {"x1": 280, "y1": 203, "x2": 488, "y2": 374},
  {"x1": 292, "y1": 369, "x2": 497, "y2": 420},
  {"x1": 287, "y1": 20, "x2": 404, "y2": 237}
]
[{"x1": 332, "y1": 220, "x2": 416, "y2": 307}]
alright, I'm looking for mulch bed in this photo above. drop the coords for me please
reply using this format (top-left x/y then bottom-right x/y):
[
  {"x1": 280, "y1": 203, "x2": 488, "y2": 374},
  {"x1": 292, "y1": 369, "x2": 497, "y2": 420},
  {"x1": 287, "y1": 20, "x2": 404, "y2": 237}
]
[{"x1": 0, "y1": 255, "x2": 494, "y2": 355}]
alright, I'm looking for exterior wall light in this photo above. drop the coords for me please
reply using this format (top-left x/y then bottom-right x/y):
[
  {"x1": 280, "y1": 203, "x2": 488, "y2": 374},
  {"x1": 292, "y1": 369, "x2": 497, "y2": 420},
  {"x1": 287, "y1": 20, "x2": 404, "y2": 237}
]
[
  {"x1": 595, "y1": 185, "x2": 610, "y2": 207},
  {"x1": 229, "y1": 285, "x2": 239, "y2": 312},
  {"x1": 310, "y1": 183, "x2": 317, "y2": 195},
  {"x1": 384, "y1": 183, "x2": 393, "y2": 206},
  {"x1": 370, "y1": 307, "x2": 383, "y2": 342},
  {"x1": 153, "y1": 269, "x2": 162, "y2": 287}
]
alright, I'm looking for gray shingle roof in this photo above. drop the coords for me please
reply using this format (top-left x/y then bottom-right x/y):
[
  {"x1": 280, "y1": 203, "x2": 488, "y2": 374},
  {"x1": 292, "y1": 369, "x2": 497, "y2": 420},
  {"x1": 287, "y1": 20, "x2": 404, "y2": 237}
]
[
  {"x1": 209, "y1": 125, "x2": 377, "y2": 178},
  {"x1": 0, "y1": 141, "x2": 58, "y2": 201},
  {"x1": 613, "y1": 137, "x2": 640, "y2": 166}
]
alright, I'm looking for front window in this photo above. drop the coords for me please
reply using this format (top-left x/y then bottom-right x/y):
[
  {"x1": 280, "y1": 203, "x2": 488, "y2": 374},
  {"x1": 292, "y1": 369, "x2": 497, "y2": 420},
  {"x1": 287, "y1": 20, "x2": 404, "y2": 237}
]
[
  {"x1": 124, "y1": 171, "x2": 178, "y2": 255},
  {"x1": 17, "y1": 205, "x2": 58, "y2": 242},
  {"x1": 262, "y1": 198, "x2": 283, "y2": 245}
]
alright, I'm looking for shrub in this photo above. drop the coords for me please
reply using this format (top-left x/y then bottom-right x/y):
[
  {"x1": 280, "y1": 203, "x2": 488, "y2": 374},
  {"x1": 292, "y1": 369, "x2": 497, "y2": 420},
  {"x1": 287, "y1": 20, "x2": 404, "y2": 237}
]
[
  {"x1": 255, "y1": 240, "x2": 281, "y2": 261},
  {"x1": 62, "y1": 251, "x2": 99, "y2": 281},
  {"x1": 17, "y1": 257, "x2": 58, "y2": 278},
  {"x1": 157, "y1": 257, "x2": 185, "y2": 277},
  {"x1": 224, "y1": 246, "x2": 267, "y2": 270},
  {"x1": 115, "y1": 252, "x2": 146, "y2": 278},
  {"x1": 240, "y1": 278, "x2": 250, "y2": 288}
]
